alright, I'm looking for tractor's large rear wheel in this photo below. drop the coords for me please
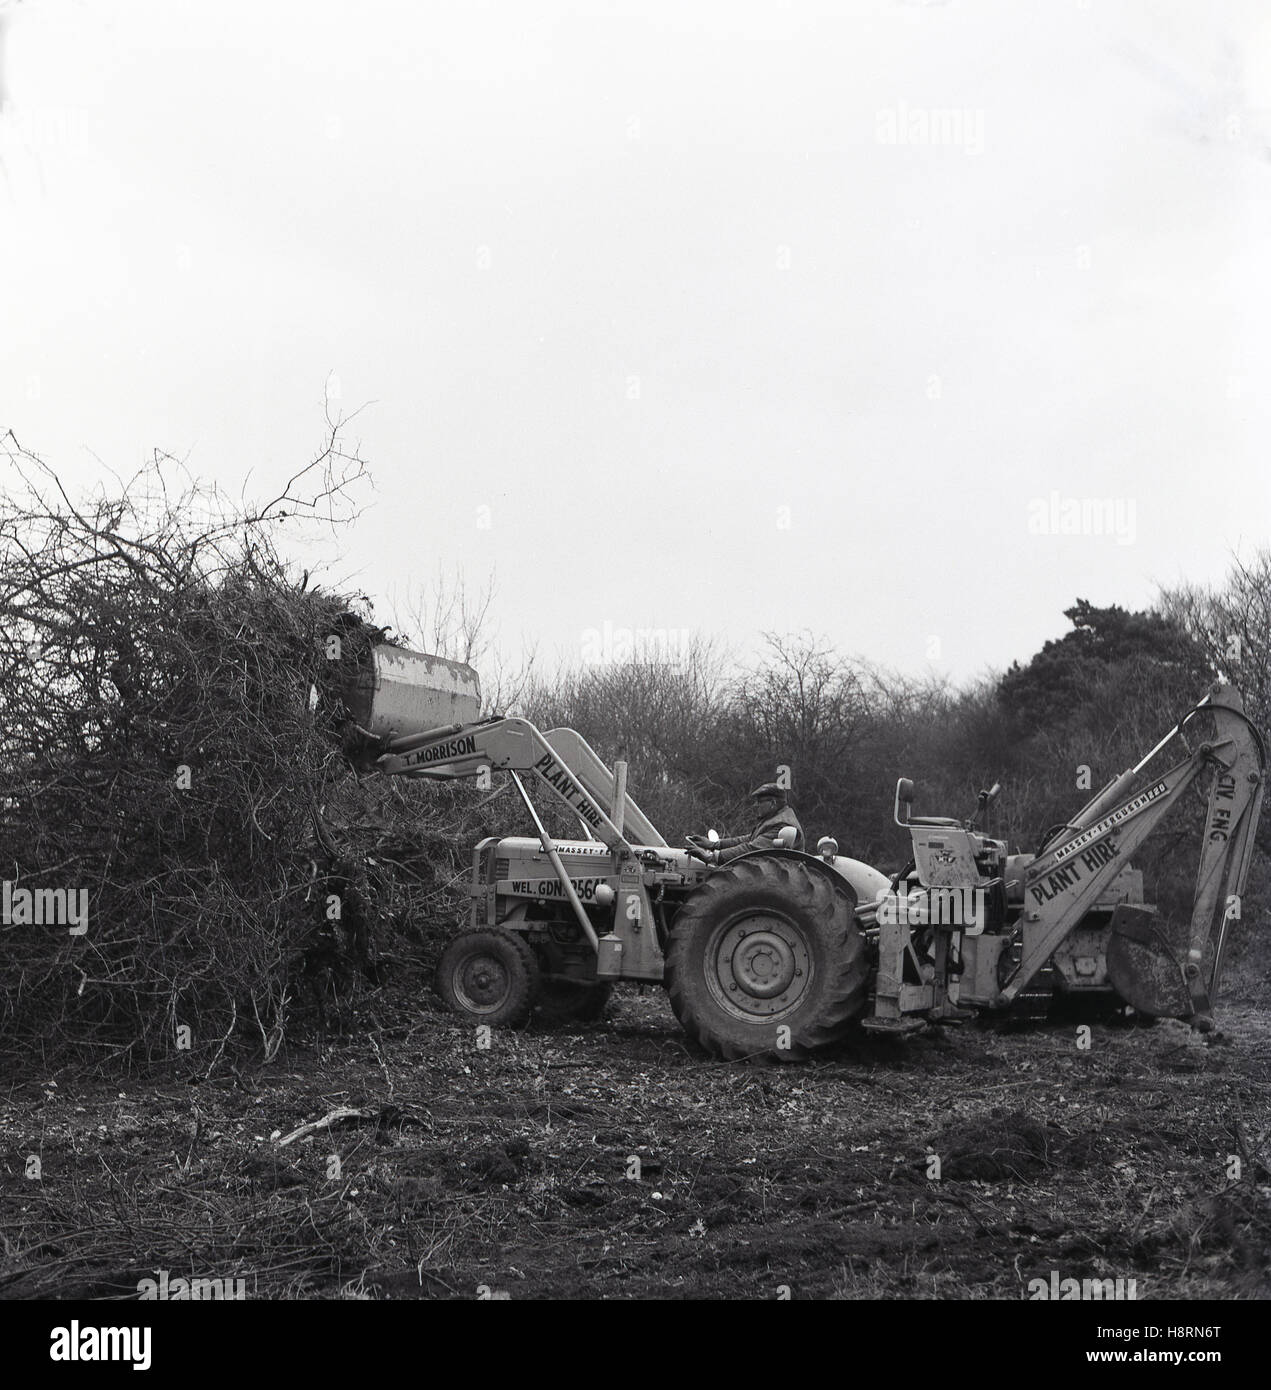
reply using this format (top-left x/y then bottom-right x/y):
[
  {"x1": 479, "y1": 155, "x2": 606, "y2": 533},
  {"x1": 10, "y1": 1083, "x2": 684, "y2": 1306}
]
[
  {"x1": 665, "y1": 855, "x2": 867, "y2": 1062},
  {"x1": 436, "y1": 928, "x2": 540, "y2": 1029}
]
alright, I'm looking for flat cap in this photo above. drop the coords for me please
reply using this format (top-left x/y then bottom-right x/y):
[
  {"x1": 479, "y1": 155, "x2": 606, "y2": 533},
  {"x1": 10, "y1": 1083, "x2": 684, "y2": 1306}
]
[{"x1": 750, "y1": 782, "x2": 785, "y2": 800}]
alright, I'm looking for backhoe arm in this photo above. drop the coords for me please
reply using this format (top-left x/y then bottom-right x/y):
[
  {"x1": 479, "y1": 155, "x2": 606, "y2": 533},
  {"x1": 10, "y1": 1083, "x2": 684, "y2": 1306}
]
[
  {"x1": 1183, "y1": 689, "x2": 1266, "y2": 1021},
  {"x1": 1001, "y1": 683, "x2": 1266, "y2": 1027}
]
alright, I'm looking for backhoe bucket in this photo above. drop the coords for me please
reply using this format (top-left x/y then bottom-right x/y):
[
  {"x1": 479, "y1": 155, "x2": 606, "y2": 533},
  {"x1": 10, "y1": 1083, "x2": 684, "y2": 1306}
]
[
  {"x1": 343, "y1": 645, "x2": 482, "y2": 741},
  {"x1": 1105, "y1": 904, "x2": 1191, "y2": 1019}
]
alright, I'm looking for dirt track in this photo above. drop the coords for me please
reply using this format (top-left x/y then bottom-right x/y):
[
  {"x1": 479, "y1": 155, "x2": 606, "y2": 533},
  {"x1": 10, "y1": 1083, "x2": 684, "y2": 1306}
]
[{"x1": 2, "y1": 988, "x2": 1269, "y2": 1300}]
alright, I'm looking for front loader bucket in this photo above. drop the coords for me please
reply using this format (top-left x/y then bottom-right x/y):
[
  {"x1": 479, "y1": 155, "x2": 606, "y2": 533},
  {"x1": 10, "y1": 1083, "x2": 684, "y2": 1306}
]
[
  {"x1": 1105, "y1": 904, "x2": 1191, "y2": 1020},
  {"x1": 343, "y1": 645, "x2": 482, "y2": 741}
]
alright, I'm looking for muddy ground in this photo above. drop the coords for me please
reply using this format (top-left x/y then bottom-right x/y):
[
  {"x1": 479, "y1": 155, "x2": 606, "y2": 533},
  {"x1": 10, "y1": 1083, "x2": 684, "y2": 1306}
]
[{"x1": 2, "y1": 986, "x2": 1269, "y2": 1301}]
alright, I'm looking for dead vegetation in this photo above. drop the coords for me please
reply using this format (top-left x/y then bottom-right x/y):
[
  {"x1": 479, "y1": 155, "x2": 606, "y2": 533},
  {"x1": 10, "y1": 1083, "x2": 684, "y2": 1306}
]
[
  {"x1": 2, "y1": 991, "x2": 1267, "y2": 1300},
  {"x1": 0, "y1": 427, "x2": 487, "y2": 1071}
]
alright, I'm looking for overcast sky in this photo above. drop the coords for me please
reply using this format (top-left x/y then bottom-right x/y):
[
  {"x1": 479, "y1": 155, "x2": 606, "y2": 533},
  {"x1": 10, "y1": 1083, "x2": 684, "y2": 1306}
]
[{"x1": 2, "y1": 0, "x2": 1268, "y2": 688}]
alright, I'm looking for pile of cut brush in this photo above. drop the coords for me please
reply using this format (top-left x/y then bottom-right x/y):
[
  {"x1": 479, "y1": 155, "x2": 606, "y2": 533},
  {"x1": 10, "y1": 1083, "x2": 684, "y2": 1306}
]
[{"x1": 0, "y1": 430, "x2": 493, "y2": 1073}]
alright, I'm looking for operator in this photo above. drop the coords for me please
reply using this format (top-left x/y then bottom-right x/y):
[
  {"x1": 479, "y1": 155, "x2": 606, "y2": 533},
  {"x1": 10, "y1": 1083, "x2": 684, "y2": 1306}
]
[{"x1": 687, "y1": 783, "x2": 805, "y2": 866}]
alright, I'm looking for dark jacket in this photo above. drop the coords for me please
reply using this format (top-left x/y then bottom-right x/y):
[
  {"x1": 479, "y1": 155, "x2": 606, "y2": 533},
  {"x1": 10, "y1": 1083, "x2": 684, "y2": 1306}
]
[{"x1": 716, "y1": 805, "x2": 805, "y2": 861}]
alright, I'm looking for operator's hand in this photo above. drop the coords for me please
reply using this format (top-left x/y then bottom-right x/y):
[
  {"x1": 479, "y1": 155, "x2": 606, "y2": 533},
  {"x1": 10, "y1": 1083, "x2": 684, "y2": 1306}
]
[
  {"x1": 684, "y1": 839, "x2": 712, "y2": 862},
  {"x1": 685, "y1": 833, "x2": 709, "y2": 849}
]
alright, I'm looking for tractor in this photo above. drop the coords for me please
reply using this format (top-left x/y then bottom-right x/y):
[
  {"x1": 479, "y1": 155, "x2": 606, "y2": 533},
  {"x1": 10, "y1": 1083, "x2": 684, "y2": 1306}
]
[{"x1": 344, "y1": 647, "x2": 1265, "y2": 1061}]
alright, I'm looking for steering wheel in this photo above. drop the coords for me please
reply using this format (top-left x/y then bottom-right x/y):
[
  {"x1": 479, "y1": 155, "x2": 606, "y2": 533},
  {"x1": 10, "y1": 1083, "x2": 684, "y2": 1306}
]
[{"x1": 1034, "y1": 823, "x2": 1074, "y2": 858}]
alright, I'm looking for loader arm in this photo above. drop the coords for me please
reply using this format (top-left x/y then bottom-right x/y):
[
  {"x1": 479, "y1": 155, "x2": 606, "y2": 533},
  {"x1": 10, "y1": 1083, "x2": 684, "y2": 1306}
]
[
  {"x1": 1000, "y1": 683, "x2": 1266, "y2": 1028},
  {"x1": 378, "y1": 717, "x2": 635, "y2": 850},
  {"x1": 377, "y1": 717, "x2": 658, "y2": 964},
  {"x1": 542, "y1": 727, "x2": 669, "y2": 848}
]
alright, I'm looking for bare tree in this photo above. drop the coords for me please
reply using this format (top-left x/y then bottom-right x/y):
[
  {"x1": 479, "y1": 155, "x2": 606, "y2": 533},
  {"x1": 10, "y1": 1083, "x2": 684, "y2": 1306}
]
[
  {"x1": 1160, "y1": 548, "x2": 1271, "y2": 736},
  {"x1": 389, "y1": 565, "x2": 537, "y2": 713}
]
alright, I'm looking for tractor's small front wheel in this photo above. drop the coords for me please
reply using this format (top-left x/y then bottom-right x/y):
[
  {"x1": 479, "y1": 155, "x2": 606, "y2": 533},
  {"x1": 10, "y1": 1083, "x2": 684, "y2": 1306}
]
[{"x1": 436, "y1": 928, "x2": 540, "y2": 1028}]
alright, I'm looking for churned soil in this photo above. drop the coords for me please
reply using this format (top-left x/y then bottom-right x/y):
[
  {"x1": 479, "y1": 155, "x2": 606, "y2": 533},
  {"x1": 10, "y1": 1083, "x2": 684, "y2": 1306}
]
[{"x1": 2, "y1": 986, "x2": 1269, "y2": 1300}]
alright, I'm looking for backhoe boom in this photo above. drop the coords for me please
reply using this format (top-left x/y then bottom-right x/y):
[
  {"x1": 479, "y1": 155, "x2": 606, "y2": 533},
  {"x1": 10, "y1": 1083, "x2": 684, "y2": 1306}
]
[{"x1": 1001, "y1": 684, "x2": 1266, "y2": 1027}]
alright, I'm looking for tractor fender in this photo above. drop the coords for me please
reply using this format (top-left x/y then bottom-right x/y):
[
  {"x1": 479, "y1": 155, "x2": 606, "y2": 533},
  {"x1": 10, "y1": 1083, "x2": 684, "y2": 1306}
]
[
  {"x1": 720, "y1": 847, "x2": 886, "y2": 912},
  {"x1": 827, "y1": 855, "x2": 892, "y2": 909}
]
